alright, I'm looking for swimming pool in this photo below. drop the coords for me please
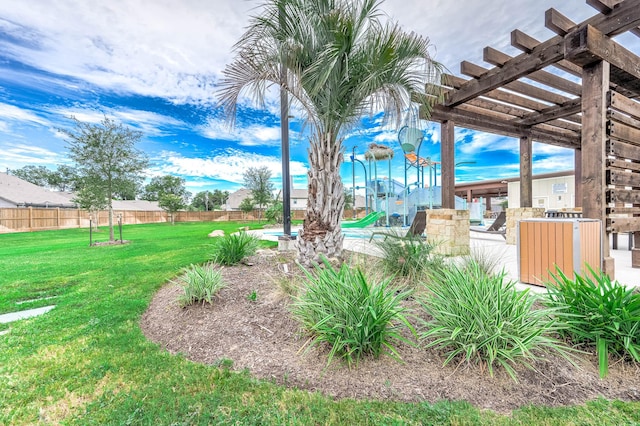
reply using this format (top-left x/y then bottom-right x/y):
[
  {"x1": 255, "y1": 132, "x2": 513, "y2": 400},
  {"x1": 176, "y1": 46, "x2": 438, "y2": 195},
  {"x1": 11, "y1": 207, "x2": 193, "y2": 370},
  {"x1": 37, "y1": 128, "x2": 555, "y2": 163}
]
[{"x1": 260, "y1": 228, "x2": 398, "y2": 240}]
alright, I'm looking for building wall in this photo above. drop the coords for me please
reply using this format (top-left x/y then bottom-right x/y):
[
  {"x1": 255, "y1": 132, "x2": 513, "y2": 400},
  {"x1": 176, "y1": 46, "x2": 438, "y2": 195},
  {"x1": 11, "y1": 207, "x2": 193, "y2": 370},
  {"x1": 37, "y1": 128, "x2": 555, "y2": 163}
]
[
  {"x1": 508, "y1": 174, "x2": 575, "y2": 210},
  {"x1": 0, "y1": 198, "x2": 16, "y2": 208}
]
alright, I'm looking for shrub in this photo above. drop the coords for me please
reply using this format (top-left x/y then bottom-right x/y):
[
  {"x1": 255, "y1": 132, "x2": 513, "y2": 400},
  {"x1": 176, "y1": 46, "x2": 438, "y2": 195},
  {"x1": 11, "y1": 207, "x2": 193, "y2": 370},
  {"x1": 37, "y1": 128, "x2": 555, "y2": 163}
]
[
  {"x1": 291, "y1": 258, "x2": 414, "y2": 366},
  {"x1": 265, "y1": 201, "x2": 283, "y2": 224},
  {"x1": 420, "y1": 261, "x2": 571, "y2": 381},
  {"x1": 176, "y1": 263, "x2": 226, "y2": 307},
  {"x1": 374, "y1": 232, "x2": 444, "y2": 282},
  {"x1": 210, "y1": 231, "x2": 258, "y2": 266},
  {"x1": 545, "y1": 266, "x2": 640, "y2": 378},
  {"x1": 458, "y1": 246, "x2": 504, "y2": 277}
]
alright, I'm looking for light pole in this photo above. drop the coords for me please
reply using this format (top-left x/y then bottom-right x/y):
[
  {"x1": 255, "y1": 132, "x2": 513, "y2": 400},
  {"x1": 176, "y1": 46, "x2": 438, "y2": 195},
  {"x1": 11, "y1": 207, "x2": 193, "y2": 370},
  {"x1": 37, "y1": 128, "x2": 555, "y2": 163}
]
[
  {"x1": 351, "y1": 155, "x2": 369, "y2": 215},
  {"x1": 279, "y1": 5, "x2": 291, "y2": 239},
  {"x1": 352, "y1": 146, "x2": 357, "y2": 219}
]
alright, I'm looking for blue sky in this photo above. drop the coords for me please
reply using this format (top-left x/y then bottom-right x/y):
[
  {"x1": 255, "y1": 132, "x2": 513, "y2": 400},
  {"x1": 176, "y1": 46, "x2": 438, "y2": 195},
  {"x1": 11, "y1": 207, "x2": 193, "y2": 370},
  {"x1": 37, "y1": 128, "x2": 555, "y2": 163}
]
[{"x1": 0, "y1": 1, "x2": 631, "y2": 196}]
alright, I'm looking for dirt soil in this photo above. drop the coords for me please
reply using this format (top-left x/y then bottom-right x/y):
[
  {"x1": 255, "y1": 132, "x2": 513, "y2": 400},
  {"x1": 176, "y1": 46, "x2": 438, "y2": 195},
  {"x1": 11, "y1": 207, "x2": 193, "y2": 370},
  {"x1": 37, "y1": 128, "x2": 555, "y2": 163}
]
[{"x1": 140, "y1": 250, "x2": 640, "y2": 413}]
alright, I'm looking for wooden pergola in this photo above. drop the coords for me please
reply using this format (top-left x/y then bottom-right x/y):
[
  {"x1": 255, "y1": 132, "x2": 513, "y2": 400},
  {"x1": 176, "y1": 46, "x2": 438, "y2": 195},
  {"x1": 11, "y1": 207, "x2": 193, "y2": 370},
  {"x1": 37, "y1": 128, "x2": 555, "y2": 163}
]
[{"x1": 423, "y1": 0, "x2": 640, "y2": 275}]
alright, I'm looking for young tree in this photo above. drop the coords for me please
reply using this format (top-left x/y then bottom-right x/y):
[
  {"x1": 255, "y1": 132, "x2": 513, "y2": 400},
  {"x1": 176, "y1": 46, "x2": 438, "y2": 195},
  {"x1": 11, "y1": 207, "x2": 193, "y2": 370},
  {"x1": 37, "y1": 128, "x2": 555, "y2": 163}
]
[
  {"x1": 73, "y1": 176, "x2": 108, "y2": 231},
  {"x1": 242, "y1": 166, "x2": 274, "y2": 222},
  {"x1": 239, "y1": 197, "x2": 256, "y2": 220},
  {"x1": 218, "y1": 0, "x2": 443, "y2": 265},
  {"x1": 142, "y1": 175, "x2": 190, "y2": 202},
  {"x1": 61, "y1": 116, "x2": 149, "y2": 242},
  {"x1": 159, "y1": 193, "x2": 186, "y2": 224}
]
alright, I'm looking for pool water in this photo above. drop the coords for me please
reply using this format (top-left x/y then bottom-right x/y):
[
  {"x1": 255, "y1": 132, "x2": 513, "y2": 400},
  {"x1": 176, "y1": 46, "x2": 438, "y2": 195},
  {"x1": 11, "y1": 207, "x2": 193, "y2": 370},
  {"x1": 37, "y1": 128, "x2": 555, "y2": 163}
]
[{"x1": 261, "y1": 228, "x2": 399, "y2": 240}]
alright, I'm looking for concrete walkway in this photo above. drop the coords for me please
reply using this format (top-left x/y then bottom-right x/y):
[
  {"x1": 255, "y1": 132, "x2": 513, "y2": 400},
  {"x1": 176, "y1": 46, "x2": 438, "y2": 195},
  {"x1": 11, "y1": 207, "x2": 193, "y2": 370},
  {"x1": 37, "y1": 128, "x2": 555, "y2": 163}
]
[
  {"x1": 255, "y1": 226, "x2": 639, "y2": 291},
  {"x1": 0, "y1": 305, "x2": 55, "y2": 324}
]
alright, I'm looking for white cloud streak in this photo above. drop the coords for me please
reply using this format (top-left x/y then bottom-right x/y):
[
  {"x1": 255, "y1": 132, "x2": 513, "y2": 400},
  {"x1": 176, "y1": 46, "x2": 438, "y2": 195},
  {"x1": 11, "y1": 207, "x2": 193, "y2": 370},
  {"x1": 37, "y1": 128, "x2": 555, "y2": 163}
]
[
  {"x1": 198, "y1": 117, "x2": 283, "y2": 147},
  {"x1": 150, "y1": 148, "x2": 308, "y2": 184}
]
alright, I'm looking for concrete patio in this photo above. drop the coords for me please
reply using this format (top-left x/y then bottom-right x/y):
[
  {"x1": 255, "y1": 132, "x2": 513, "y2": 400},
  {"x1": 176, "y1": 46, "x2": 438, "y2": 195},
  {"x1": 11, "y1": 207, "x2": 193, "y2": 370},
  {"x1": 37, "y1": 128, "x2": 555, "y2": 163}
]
[{"x1": 257, "y1": 227, "x2": 639, "y2": 292}]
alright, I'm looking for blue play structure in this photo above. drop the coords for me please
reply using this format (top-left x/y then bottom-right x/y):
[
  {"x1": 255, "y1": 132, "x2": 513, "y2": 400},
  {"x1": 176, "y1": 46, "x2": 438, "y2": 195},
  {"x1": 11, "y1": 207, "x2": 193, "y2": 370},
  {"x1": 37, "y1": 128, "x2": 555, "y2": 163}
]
[{"x1": 351, "y1": 126, "x2": 466, "y2": 228}]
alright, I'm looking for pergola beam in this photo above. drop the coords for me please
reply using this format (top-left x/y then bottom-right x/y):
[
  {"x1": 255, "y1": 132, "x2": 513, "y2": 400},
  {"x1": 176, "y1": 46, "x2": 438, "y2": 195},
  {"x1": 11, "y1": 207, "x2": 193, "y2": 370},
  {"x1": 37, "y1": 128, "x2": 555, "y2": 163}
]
[
  {"x1": 545, "y1": 8, "x2": 577, "y2": 36},
  {"x1": 483, "y1": 46, "x2": 582, "y2": 96},
  {"x1": 511, "y1": 29, "x2": 583, "y2": 77},
  {"x1": 446, "y1": 2, "x2": 640, "y2": 108},
  {"x1": 460, "y1": 61, "x2": 570, "y2": 105},
  {"x1": 443, "y1": 74, "x2": 567, "y2": 115},
  {"x1": 515, "y1": 98, "x2": 583, "y2": 126},
  {"x1": 586, "y1": 0, "x2": 640, "y2": 36},
  {"x1": 428, "y1": 104, "x2": 580, "y2": 148},
  {"x1": 565, "y1": 24, "x2": 640, "y2": 95}
]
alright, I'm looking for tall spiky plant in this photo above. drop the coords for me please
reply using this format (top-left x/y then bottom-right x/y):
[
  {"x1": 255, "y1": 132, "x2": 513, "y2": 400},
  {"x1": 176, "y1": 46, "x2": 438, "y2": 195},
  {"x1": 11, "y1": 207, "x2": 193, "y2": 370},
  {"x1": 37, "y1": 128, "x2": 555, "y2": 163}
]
[{"x1": 218, "y1": 0, "x2": 443, "y2": 265}]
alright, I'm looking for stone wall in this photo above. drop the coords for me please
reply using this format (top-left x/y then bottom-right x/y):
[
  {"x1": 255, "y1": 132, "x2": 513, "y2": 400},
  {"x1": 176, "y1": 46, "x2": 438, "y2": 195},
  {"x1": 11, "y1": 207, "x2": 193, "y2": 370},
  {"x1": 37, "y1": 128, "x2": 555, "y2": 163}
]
[
  {"x1": 505, "y1": 207, "x2": 546, "y2": 245},
  {"x1": 426, "y1": 209, "x2": 470, "y2": 256}
]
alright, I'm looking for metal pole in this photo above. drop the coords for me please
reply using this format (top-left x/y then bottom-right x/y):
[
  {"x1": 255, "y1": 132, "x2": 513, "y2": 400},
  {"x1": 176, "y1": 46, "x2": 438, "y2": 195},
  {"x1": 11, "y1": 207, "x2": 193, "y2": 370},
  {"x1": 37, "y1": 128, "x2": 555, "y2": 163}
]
[
  {"x1": 354, "y1": 158, "x2": 369, "y2": 214},
  {"x1": 373, "y1": 159, "x2": 377, "y2": 214},
  {"x1": 279, "y1": 5, "x2": 291, "y2": 239},
  {"x1": 352, "y1": 146, "x2": 357, "y2": 219},
  {"x1": 386, "y1": 154, "x2": 391, "y2": 227},
  {"x1": 404, "y1": 156, "x2": 408, "y2": 226}
]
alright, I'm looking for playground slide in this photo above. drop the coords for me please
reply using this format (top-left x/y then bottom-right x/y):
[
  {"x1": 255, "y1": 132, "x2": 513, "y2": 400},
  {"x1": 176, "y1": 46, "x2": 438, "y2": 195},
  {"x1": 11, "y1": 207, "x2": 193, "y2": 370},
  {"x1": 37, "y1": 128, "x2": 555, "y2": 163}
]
[{"x1": 341, "y1": 211, "x2": 384, "y2": 228}]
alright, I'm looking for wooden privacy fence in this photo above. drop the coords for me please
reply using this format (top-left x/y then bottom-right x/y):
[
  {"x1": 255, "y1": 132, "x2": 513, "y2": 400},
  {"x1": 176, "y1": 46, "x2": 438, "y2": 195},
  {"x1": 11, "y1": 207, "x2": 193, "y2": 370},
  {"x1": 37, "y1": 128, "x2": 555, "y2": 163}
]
[{"x1": 0, "y1": 207, "x2": 363, "y2": 233}]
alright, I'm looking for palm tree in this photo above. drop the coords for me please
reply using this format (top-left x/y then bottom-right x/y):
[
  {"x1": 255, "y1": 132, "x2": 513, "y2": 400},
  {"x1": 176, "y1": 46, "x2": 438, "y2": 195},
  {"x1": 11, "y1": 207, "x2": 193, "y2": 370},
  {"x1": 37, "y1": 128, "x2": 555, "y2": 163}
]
[{"x1": 218, "y1": 0, "x2": 443, "y2": 265}]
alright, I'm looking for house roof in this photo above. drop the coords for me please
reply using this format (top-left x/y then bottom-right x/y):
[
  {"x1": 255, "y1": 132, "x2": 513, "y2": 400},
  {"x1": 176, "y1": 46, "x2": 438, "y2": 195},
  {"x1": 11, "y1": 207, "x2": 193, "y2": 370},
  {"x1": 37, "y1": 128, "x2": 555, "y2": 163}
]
[{"x1": 0, "y1": 172, "x2": 76, "y2": 208}]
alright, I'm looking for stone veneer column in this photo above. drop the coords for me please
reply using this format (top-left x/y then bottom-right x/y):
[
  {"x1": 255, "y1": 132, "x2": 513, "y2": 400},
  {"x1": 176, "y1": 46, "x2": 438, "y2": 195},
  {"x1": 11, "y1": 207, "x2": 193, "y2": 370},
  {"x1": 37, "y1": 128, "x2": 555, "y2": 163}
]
[
  {"x1": 426, "y1": 209, "x2": 470, "y2": 256},
  {"x1": 505, "y1": 207, "x2": 546, "y2": 245}
]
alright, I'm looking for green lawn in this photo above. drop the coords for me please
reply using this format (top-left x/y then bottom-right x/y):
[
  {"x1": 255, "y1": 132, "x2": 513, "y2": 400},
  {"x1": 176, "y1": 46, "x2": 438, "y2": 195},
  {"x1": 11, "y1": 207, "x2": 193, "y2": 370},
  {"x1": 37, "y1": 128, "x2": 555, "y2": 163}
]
[{"x1": 1, "y1": 222, "x2": 638, "y2": 425}]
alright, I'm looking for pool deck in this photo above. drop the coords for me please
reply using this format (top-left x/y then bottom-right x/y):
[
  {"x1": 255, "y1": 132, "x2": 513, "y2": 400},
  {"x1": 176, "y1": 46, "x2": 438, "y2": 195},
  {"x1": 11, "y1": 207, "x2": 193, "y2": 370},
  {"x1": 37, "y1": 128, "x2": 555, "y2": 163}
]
[{"x1": 255, "y1": 226, "x2": 638, "y2": 291}]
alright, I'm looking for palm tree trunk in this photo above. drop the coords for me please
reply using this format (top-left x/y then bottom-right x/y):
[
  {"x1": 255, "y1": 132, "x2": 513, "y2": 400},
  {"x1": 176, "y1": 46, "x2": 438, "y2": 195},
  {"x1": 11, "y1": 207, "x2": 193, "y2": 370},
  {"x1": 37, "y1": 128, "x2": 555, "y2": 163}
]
[{"x1": 297, "y1": 133, "x2": 345, "y2": 266}]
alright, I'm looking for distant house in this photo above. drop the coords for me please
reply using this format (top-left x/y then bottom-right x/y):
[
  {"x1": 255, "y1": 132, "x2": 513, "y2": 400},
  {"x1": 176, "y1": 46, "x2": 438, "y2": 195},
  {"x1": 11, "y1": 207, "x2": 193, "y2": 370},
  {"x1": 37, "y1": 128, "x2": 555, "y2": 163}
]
[
  {"x1": 285, "y1": 188, "x2": 309, "y2": 210},
  {"x1": 0, "y1": 172, "x2": 162, "y2": 211},
  {"x1": 0, "y1": 172, "x2": 76, "y2": 208},
  {"x1": 224, "y1": 188, "x2": 252, "y2": 211}
]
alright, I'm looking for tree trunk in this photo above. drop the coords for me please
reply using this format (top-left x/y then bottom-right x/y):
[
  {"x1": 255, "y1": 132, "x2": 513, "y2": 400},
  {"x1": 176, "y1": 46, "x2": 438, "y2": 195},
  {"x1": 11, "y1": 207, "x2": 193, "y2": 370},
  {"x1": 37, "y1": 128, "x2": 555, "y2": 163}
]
[
  {"x1": 107, "y1": 179, "x2": 115, "y2": 241},
  {"x1": 297, "y1": 132, "x2": 345, "y2": 266},
  {"x1": 108, "y1": 203, "x2": 114, "y2": 241}
]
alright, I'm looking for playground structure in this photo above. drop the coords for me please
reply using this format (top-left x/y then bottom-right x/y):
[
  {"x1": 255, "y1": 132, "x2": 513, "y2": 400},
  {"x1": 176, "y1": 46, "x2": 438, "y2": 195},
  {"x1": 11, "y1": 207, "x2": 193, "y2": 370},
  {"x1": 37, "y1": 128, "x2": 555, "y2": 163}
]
[{"x1": 350, "y1": 126, "x2": 466, "y2": 228}]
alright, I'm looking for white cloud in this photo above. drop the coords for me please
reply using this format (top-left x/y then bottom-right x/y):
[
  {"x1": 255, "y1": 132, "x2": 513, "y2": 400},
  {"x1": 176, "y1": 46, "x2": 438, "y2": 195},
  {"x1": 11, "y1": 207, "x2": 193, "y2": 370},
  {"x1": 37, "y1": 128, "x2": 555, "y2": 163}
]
[
  {"x1": 198, "y1": 117, "x2": 282, "y2": 147},
  {"x1": 533, "y1": 157, "x2": 575, "y2": 174},
  {"x1": 373, "y1": 130, "x2": 398, "y2": 144},
  {"x1": 0, "y1": 0, "x2": 255, "y2": 105},
  {"x1": 50, "y1": 106, "x2": 187, "y2": 137},
  {"x1": 456, "y1": 130, "x2": 517, "y2": 155},
  {"x1": 532, "y1": 143, "x2": 575, "y2": 156},
  {"x1": 0, "y1": 143, "x2": 67, "y2": 170},
  {"x1": 0, "y1": 102, "x2": 50, "y2": 127},
  {"x1": 383, "y1": 1, "x2": 595, "y2": 73},
  {"x1": 150, "y1": 148, "x2": 308, "y2": 184}
]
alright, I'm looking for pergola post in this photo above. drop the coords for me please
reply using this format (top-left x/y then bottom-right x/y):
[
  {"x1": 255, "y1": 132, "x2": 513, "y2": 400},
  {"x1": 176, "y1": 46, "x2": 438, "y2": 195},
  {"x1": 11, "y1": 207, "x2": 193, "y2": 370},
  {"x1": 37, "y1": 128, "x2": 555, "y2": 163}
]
[
  {"x1": 441, "y1": 120, "x2": 456, "y2": 209},
  {"x1": 574, "y1": 147, "x2": 582, "y2": 208},
  {"x1": 519, "y1": 135, "x2": 532, "y2": 208},
  {"x1": 581, "y1": 60, "x2": 612, "y2": 275}
]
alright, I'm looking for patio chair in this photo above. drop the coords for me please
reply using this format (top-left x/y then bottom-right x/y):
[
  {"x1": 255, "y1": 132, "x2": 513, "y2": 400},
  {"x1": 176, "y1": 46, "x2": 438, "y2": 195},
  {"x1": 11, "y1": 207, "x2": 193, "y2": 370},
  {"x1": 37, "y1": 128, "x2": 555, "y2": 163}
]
[
  {"x1": 368, "y1": 211, "x2": 426, "y2": 242},
  {"x1": 470, "y1": 210, "x2": 506, "y2": 239}
]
